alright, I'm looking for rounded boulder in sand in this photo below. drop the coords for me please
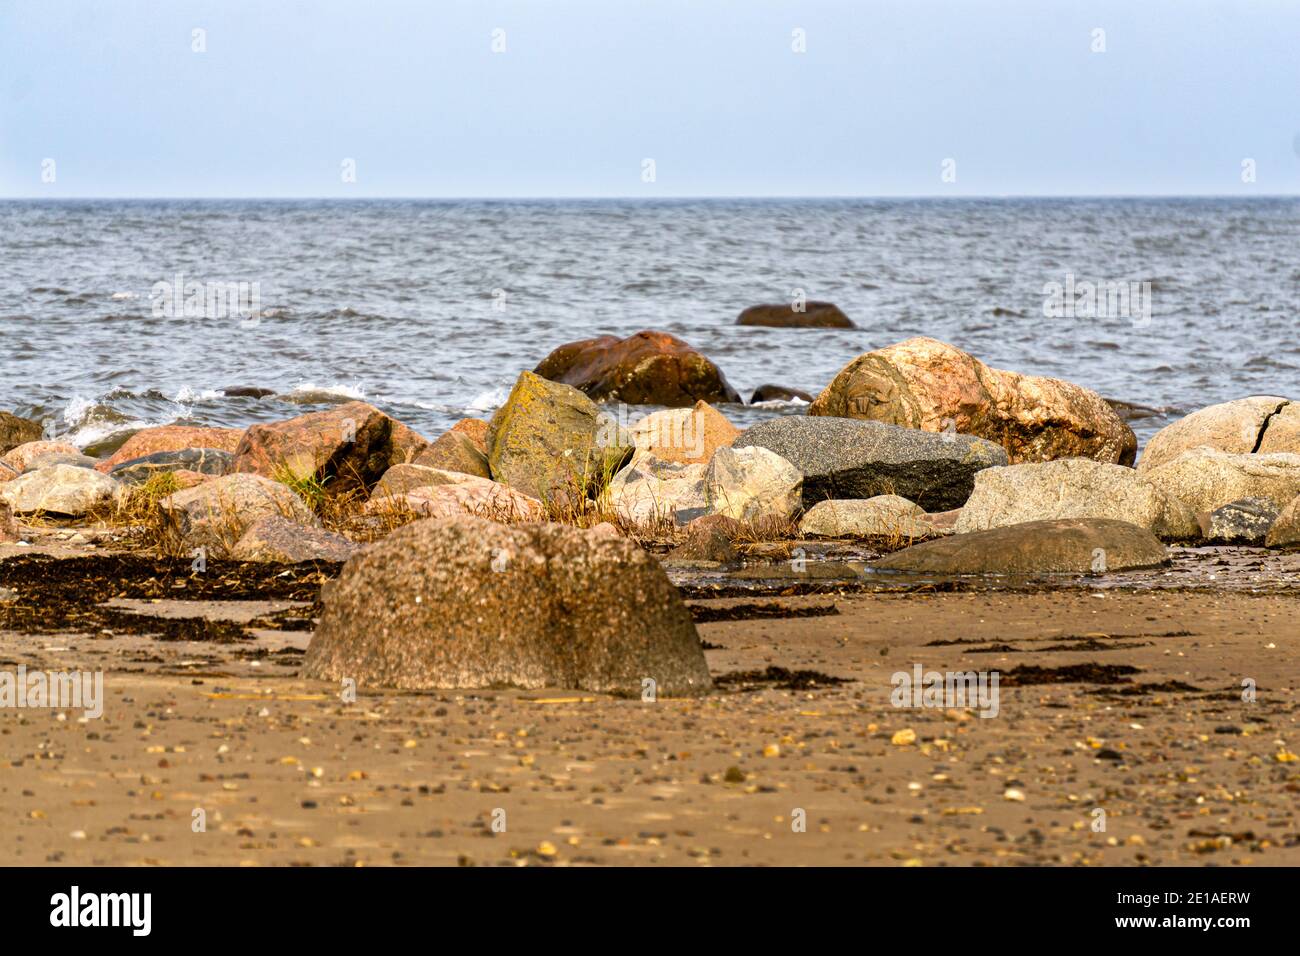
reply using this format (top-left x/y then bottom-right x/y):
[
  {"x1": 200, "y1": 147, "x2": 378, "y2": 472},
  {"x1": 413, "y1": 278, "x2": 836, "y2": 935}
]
[
  {"x1": 875, "y1": 518, "x2": 1169, "y2": 575},
  {"x1": 302, "y1": 516, "x2": 712, "y2": 697}
]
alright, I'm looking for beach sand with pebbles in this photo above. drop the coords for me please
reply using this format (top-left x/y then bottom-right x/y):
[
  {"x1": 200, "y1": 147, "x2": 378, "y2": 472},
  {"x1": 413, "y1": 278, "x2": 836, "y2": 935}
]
[{"x1": 2, "y1": 535, "x2": 1298, "y2": 867}]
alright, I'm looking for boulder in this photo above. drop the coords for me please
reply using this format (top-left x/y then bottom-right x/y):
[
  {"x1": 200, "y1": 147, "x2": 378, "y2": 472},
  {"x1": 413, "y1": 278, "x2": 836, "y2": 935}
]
[
  {"x1": 954, "y1": 458, "x2": 1198, "y2": 540},
  {"x1": 666, "y1": 521, "x2": 739, "y2": 564},
  {"x1": 450, "y1": 418, "x2": 490, "y2": 454},
  {"x1": 302, "y1": 517, "x2": 712, "y2": 696},
  {"x1": 534, "y1": 330, "x2": 741, "y2": 406},
  {"x1": 737, "y1": 302, "x2": 855, "y2": 329},
  {"x1": 623, "y1": 400, "x2": 740, "y2": 465},
  {"x1": 159, "y1": 473, "x2": 317, "y2": 554},
  {"x1": 487, "y1": 371, "x2": 630, "y2": 503},
  {"x1": 798, "y1": 495, "x2": 931, "y2": 538},
  {"x1": 96, "y1": 425, "x2": 244, "y2": 473},
  {"x1": 409, "y1": 429, "x2": 490, "y2": 478},
  {"x1": 229, "y1": 515, "x2": 360, "y2": 563},
  {"x1": 372, "y1": 463, "x2": 472, "y2": 498},
  {"x1": 1138, "y1": 397, "x2": 1299, "y2": 471},
  {"x1": 2, "y1": 440, "x2": 81, "y2": 474},
  {"x1": 732, "y1": 415, "x2": 1007, "y2": 512},
  {"x1": 23, "y1": 451, "x2": 98, "y2": 472},
  {"x1": 0, "y1": 412, "x2": 43, "y2": 455},
  {"x1": 1199, "y1": 497, "x2": 1278, "y2": 545},
  {"x1": 232, "y1": 402, "x2": 415, "y2": 496},
  {"x1": 808, "y1": 337, "x2": 1137, "y2": 465},
  {"x1": 703, "y1": 445, "x2": 802, "y2": 525},
  {"x1": 108, "y1": 448, "x2": 234, "y2": 485},
  {"x1": 1265, "y1": 496, "x2": 1300, "y2": 549},
  {"x1": 221, "y1": 385, "x2": 276, "y2": 398},
  {"x1": 1142, "y1": 448, "x2": 1300, "y2": 513},
  {"x1": 367, "y1": 475, "x2": 545, "y2": 522},
  {"x1": 750, "y1": 384, "x2": 813, "y2": 404},
  {"x1": 0, "y1": 464, "x2": 120, "y2": 516},
  {"x1": 604, "y1": 452, "x2": 709, "y2": 526},
  {"x1": 875, "y1": 518, "x2": 1169, "y2": 575}
]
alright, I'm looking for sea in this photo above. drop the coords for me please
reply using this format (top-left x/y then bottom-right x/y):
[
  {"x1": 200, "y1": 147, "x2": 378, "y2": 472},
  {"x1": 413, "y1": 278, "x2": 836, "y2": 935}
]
[{"x1": 2, "y1": 197, "x2": 1297, "y2": 454}]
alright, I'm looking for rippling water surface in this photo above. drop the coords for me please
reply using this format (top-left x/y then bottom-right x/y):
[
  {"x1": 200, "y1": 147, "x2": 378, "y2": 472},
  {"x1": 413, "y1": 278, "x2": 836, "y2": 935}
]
[{"x1": 2, "y1": 198, "x2": 1297, "y2": 452}]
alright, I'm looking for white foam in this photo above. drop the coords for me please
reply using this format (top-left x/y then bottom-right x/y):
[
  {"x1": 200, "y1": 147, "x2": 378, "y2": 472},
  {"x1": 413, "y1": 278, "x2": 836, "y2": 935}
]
[
  {"x1": 467, "y1": 386, "x2": 508, "y2": 413},
  {"x1": 172, "y1": 385, "x2": 224, "y2": 404},
  {"x1": 286, "y1": 381, "x2": 368, "y2": 402}
]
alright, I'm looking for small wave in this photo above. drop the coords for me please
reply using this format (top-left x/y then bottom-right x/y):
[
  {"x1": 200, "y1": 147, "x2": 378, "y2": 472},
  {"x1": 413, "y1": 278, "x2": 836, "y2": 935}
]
[
  {"x1": 282, "y1": 381, "x2": 367, "y2": 405},
  {"x1": 110, "y1": 291, "x2": 138, "y2": 301},
  {"x1": 749, "y1": 397, "x2": 810, "y2": 410},
  {"x1": 466, "y1": 386, "x2": 509, "y2": 413},
  {"x1": 52, "y1": 395, "x2": 162, "y2": 450}
]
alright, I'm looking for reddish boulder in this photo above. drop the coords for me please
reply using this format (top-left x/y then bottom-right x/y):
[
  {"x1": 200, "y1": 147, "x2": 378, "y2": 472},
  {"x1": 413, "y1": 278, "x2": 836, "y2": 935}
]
[
  {"x1": 451, "y1": 418, "x2": 490, "y2": 454},
  {"x1": 534, "y1": 330, "x2": 741, "y2": 407},
  {"x1": 96, "y1": 425, "x2": 244, "y2": 473},
  {"x1": 737, "y1": 302, "x2": 855, "y2": 329},
  {"x1": 2, "y1": 440, "x2": 81, "y2": 474}
]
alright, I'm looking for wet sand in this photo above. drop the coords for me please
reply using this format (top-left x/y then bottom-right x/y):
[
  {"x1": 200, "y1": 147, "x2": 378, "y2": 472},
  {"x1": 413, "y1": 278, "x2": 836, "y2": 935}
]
[{"x1": 3, "y1": 554, "x2": 1297, "y2": 866}]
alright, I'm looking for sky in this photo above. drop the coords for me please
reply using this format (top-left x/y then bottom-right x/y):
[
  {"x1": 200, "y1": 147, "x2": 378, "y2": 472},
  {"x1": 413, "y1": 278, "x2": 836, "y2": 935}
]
[{"x1": 2, "y1": 0, "x2": 1299, "y2": 198}]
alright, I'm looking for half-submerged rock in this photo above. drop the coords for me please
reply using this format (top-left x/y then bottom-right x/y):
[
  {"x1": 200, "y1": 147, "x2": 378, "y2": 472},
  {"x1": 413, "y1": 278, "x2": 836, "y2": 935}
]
[
  {"x1": 808, "y1": 337, "x2": 1137, "y2": 465},
  {"x1": 534, "y1": 330, "x2": 741, "y2": 406},
  {"x1": 732, "y1": 415, "x2": 1006, "y2": 512},
  {"x1": 875, "y1": 518, "x2": 1169, "y2": 575},
  {"x1": 302, "y1": 517, "x2": 712, "y2": 696},
  {"x1": 736, "y1": 302, "x2": 855, "y2": 329}
]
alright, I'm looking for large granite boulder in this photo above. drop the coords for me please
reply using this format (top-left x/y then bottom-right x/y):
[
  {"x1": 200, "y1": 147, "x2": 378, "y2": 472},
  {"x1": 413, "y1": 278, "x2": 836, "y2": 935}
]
[
  {"x1": 366, "y1": 473, "x2": 545, "y2": 522},
  {"x1": 108, "y1": 448, "x2": 233, "y2": 485},
  {"x1": 704, "y1": 445, "x2": 802, "y2": 524},
  {"x1": 409, "y1": 428, "x2": 491, "y2": 478},
  {"x1": 2, "y1": 440, "x2": 81, "y2": 474},
  {"x1": 954, "y1": 458, "x2": 1198, "y2": 540},
  {"x1": 487, "y1": 371, "x2": 629, "y2": 504},
  {"x1": 96, "y1": 425, "x2": 244, "y2": 473},
  {"x1": 0, "y1": 464, "x2": 120, "y2": 516},
  {"x1": 604, "y1": 452, "x2": 709, "y2": 526},
  {"x1": 229, "y1": 515, "x2": 360, "y2": 563},
  {"x1": 534, "y1": 330, "x2": 741, "y2": 406},
  {"x1": 159, "y1": 473, "x2": 317, "y2": 554},
  {"x1": 1138, "y1": 397, "x2": 1299, "y2": 472},
  {"x1": 0, "y1": 412, "x2": 43, "y2": 456},
  {"x1": 808, "y1": 337, "x2": 1137, "y2": 465},
  {"x1": 1265, "y1": 496, "x2": 1300, "y2": 549},
  {"x1": 622, "y1": 400, "x2": 740, "y2": 465},
  {"x1": 302, "y1": 517, "x2": 711, "y2": 696},
  {"x1": 876, "y1": 518, "x2": 1169, "y2": 575},
  {"x1": 732, "y1": 415, "x2": 1007, "y2": 511},
  {"x1": 798, "y1": 495, "x2": 931, "y2": 538},
  {"x1": 737, "y1": 302, "x2": 855, "y2": 329},
  {"x1": 1141, "y1": 448, "x2": 1300, "y2": 513},
  {"x1": 232, "y1": 402, "x2": 421, "y2": 496}
]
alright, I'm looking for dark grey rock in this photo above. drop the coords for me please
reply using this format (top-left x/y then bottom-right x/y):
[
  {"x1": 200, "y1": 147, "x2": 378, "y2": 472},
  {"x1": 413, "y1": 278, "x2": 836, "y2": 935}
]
[
  {"x1": 1199, "y1": 497, "x2": 1279, "y2": 545},
  {"x1": 875, "y1": 518, "x2": 1169, "y2": 575},
  {"x1": 750, "y1": 384, "x2": 814, "y2": 404},
  {"x1": 221, "y1": 386, "x2": 276, "y2": 398},
  {"x1": 733, "y1": 415, "x2": 1007, "y2": 511},
  {"x1": 302, "y1": 516, "x2": 711, "y2": 696},
  {"x1": 109, "y1": 448, "x2": 234, "y2": 484}
]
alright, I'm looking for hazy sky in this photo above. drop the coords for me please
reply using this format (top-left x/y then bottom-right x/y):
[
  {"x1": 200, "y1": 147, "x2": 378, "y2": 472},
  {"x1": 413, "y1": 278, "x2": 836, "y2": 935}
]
[{"x1": 3, "y1": 0, "x2": 1298, "y2": 197}]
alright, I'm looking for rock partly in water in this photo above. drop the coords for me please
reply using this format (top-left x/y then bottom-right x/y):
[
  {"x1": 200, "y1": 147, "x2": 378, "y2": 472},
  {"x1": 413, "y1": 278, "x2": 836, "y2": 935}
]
[
  {"x1": 221, "y1": 385, "x2": 276, "y2": 398},
  {"x1": 875, "y1": 518, "x2": 1169, "y2": 575},
  {"x1": 96, "y1": 425, "x2": 244, "y2": 473},
  {"x1": 1199, "y1": 497, "x2": 1279, "y2": 545},
  {"x1": 732, "y1": 414, "x2": 1007, "y2": 512},
  {"x1": 487, "y1": 371, "x2": 630, "y2": 504},
  {"x1": 736, "y1": 302, "x2": 855, "y2": 329},
  {"x1": 0, "y1": 464, "x2": 121, "y2": 516},
  {"x1": 622, "y1": 400, "x2": 739, "y2": 465},
  {"x1": 808, "y1": 336, "x2": 1137, "y2": 465},
  {"x1": 108, "y1": 448, "x2": 234, "y2": 485},
  {"x1": 302, "y1": 517, "x2": 712, "y2": 696},
  {"x1": 703, "y1": 445, "x2": 802, "y2": 525},
  {"x1": 159, "y1": 473, "x2": 317, "y2": 554},
  {"x1": 1265, "y1": 495, "x2": 1300, "y2": 549},
  {"x1": 1138, "y1": 396, "x2": 1298, "y2": 472},
  {"x1": 232, "y1": 401, "x2": 416, "y2": 496},
  {"x1": 2, "y1": 441, "x2": 81, "y2": 475},
  {"x1": 410, "y1": 428, "x2": 491, "y2": 479},
  {"x1": 0, "y1": 412, "x2": 43, "y2": 456},
  {"x1": 534, "y1": 330, "x2": 741, "y2": 406},
  {"x1": 229, "y1": 515, "x2": 360, "y2": 563},
  {"x1": 954, "y1": 458, "x2": 1198, "y2": 540},
  {"x1": 750, "y1": 384, "x2": 814, "y2": 404},
  {"x1": 798, "y1": 495, "x2": 930, "y2": 539},
  {"x1": 1142, "y1": 447, "x2": 1300, "y2": 513}
]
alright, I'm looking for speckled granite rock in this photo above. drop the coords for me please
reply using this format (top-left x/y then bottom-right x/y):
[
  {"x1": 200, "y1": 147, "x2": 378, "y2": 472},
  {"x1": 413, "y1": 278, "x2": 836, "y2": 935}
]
[{"x1": 229, "y1": 515, "x2": 360, "y2": 563}]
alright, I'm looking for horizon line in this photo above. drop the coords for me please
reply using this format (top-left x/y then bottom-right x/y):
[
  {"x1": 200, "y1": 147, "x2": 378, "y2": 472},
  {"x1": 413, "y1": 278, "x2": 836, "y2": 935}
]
[{"x1": 2, "y1": 192, "x2": 1298, "y2": 202}]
